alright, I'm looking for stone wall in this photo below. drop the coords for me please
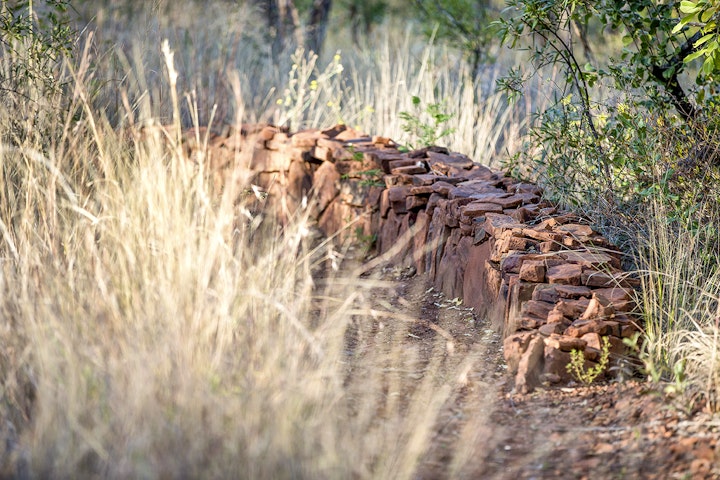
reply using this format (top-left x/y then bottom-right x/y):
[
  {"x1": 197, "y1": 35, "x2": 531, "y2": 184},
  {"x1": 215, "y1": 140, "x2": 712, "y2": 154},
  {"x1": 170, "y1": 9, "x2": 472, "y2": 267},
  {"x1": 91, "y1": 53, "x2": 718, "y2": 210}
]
[{"x1": 162, "y1": 122, "x2": 641, "y2": 393}]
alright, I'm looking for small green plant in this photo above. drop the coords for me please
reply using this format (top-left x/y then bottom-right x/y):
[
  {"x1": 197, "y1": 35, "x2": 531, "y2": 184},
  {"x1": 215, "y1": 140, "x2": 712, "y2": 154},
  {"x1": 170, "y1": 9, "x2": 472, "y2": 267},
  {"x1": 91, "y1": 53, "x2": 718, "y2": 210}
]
[
  {"x1": 398, "y1": 95, "x2": 455, "y2": 150},
  {"x1": 566, "y1": 337, "x2": 611, "y2": 384}
]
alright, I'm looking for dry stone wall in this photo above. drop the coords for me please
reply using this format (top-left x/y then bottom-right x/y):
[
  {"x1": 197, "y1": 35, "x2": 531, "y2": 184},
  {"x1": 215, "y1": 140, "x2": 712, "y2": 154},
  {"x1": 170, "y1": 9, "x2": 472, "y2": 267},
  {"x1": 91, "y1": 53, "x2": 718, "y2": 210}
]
[{"x1": 164, "y1": 122, "x2": 641, "y2": 393}]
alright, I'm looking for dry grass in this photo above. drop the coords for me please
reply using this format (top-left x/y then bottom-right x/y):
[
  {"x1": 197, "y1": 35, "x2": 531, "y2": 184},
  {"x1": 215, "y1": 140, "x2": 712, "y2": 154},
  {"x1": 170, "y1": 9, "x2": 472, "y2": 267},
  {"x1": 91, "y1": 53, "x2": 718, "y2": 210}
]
[
  {"x1": 634, "y1": 199, "x2": 720, "y2": 410},
  {"x1": 3, "y1": 1, "x2": 720, "y2": 478},
  {"x1": 0, "y1": 11, "x2": 500, "y2": 476}
]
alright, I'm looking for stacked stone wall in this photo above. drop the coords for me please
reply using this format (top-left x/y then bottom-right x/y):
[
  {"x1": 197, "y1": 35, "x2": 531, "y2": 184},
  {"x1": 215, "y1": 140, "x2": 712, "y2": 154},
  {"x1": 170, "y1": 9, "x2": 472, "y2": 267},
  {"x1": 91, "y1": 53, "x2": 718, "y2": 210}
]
[{"x1": 158, "y1": 122, "x2": 641, "y2": 393}]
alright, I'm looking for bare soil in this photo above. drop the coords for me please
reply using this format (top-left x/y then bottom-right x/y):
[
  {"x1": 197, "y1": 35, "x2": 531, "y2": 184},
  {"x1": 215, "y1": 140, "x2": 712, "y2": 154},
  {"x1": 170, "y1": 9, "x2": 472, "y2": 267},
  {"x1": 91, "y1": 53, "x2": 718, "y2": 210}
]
[{"x1": 351, "y1": 264, "x2": 720, "y2": 480}]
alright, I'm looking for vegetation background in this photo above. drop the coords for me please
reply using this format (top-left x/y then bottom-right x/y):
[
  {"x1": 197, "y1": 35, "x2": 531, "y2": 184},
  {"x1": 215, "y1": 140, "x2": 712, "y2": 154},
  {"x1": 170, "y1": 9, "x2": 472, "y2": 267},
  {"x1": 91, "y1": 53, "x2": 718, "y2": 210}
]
[{"x1": 0, "y1": 0, "x2": 719, "y2": 477}]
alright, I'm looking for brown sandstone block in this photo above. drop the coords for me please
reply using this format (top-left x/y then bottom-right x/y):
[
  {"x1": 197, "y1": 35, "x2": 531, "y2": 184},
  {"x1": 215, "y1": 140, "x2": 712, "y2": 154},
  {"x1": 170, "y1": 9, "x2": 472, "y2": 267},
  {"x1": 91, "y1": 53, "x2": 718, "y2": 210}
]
[
  {"x1": 391, "y1": 165, "x2": 427, "y2": 175},
  {"x1": 406, "y1": 195, "x2": 428, "y2": 211},
  {"x1": 544, "y1": 333, "x2": 587, "y2": 352},
  {"x1": 515, "y1": 336, "x2": 546, "y2": 393},
  {"x1": 503, "y1": 331, "x2": 537, "y2": 374},
  {"x1": 546, "y1": 263, "x2": 583, "y2": 285},
  {"x1": 565, "y1": 319, "x2": 611, "y2": 337},
  {"x1": 556, "y1": 298, "x2": 591, "y2": 318},
  {"x1": 519, "y1": 260, "x2": 547, "y2": 283}
]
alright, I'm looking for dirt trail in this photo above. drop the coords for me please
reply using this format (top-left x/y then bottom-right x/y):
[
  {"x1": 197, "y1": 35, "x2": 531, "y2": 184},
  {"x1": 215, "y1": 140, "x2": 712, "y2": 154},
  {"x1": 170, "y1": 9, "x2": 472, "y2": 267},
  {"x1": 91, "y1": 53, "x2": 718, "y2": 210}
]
[{"x1": 342, "y1": 264, "x2": 720, "y2": 480}]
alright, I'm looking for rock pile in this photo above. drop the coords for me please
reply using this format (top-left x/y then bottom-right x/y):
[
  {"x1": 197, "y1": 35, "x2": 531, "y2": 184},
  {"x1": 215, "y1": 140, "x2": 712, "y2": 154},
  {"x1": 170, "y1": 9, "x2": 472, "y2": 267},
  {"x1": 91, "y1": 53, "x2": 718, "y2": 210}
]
[{"x1": 145, "y1": 122, "x2": 641, "y2": 393}]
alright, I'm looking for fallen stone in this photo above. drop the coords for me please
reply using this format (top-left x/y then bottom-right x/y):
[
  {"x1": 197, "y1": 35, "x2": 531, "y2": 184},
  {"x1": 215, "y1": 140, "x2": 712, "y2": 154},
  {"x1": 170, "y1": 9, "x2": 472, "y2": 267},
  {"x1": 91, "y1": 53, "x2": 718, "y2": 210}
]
[{"x1": 515, "y1": 336, "x2": 545, "y2": 393}]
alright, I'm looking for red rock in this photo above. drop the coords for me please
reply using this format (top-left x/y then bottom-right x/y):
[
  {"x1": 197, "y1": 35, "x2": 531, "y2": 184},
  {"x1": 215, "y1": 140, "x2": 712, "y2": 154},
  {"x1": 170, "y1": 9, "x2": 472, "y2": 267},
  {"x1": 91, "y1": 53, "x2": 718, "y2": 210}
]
[
  {"x1": 426, "y1": 151, "x2": 474, "y2": 173},
  {"x1": 555, "y1": 223, "x2": 594, "y2": 237},
  {"x1": 406, "y1": 195, "x2": 428, "y2": 211},
  {"x1": 544, "y1": 333, "x2": 587, "y2": 351},
  {"x1": 291, "y1": 129, "x2": 325, "y2": 148},
  {"x1": 539, "y1": 241, "x2": 562, "y2": 253},
  {"x1": 539, "y1": 322, "x2": 564, "y2": 335},
  {"x1": 388, "y1": 185, "x2": 412, "y2": 214},
  {"x1": 543, "y1": 345, "x2": 573, "y2": 383},
  {"x1": 412, "y1": 174, "x2": 442, "y2": 186},
  {"x1": 546, "y1": 264, "x2": 583, "y2": 285},
  {"x1": 546, "y1": 306, "x2": 568, "y2": 324},
  {"x1": 515, "y1": 336, "x2": 545, "y2": 393},
  {"x1": 503, "y1": 331, "x2": 537, "y2": 373},
  {"x1": 560, "y1": 250, "x2": 616, "y2": 267},
  {"x1": 555, "y1": 285, "x2": 592, "y2": 299},
  {"x1": 409, "y1": 185, "x2": 434, "y2": 195},
  {"x1": 556, "y1": 297, "x2": 591, "y2": 318},
  {"x1": 312, "y1": 161, "x2": 340, "y2": 214},
  {"x1": 519, "y1": 260, "x2": 546, "y2": 283},
  {"x1": 391, "y1": 164, "x2": 427, "y2": 175},
  {"x1": 532, "y1": 285, "x2": 559, "y2": 303},
  {"x1": 431, "y1": 181, "x2": 456, "y2": 196},
  {"x1": 565, "y1": 319, "x2": 611, "y2": 337},
  {"x1": 593, "y1": 287, "x2": 635, "y2": 312},
  {"x1": 579, "y1": 294, "x2": 616, "y2": 321},
  {"x1": 462, "y1": 202, "x2": 504, "y2": 219},
  {"x1": 581, "y1": 332, "x2": 602, "y2": 350},
  {"x1": 522, "y1": 300, "x2": 554, "y2": 320}
]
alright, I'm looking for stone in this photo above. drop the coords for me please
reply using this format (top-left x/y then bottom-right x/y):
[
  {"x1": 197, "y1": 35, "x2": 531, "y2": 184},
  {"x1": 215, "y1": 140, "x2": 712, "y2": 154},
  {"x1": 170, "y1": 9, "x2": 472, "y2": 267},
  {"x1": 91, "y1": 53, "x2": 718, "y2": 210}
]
[
  {"x1": 312, "y1": 160, "x2": 340, "y2": 214},
  {"x1": 581, "y1": 332, "x2": 602, "y2": 351},
  {"x1": 539, "y1": 241, "x2": 562, "y2": 253},
  {"x1": 483, "y1": 213, "x2": 524, "y2": 236},
  {"x1": 546, "y1": 306, "x2": 568, "y2": 324},
  {"x1": 503, "y1": 332, "x2": 537, "y2": 374},
  {"x1": 532, "y1": 285, "x2": 560, "y2": 303},
  {"x1": 519, "y1": 260, "x2": 546, "y2": 283},
  {"x1": 374, "y1": 151, "x2": 408, "y2": 173},
  {"x1": 388, "y1": 158, "x2": 418, "y2": 170},
  {"x1": 412, "y1": 174, "x2": 442, "y2": 186},
  {"x1": 406, "y1": 195, "x2": 428, "y2": 211},
  {"x1": 462, "y1": 202, "x2": 504, "y2": 220},
  {"x1": 546, "y1": 264, "x2": 583, "y2": 285},
  {"x1": 390, "y1": 164, "x2": 427, "y2": 175},
  {"x1": 515, "y1": 336, "x2": 546, "y2": 393},
  {"x1": 388, "y1": 185, "x2": 412, "y2": 214},
  {"x1": 522, "y1": 300, "x2": 555, "y2": 321},
  {"x1": 426, "y1": 151, "x2": 474, "y2": 173},
  {"x1": 556, "y1": 298, "x2": 591, "y2": 318},
  {"x1": 409, "y1": 185, "x2": 434, "y2": 196},
  {"x1": 556, "y1": 223, "x2": 594, "y2": 237},
  {"x1": 543, "y1": 345, "x2": 573, "y2": 383},
  {"x1": 544, "y1": 333, "x2": 587, "y2": 352},
  {"x1": 539, "y1": 322, "x2": 564, "y2": 336},
  {"x1": 291, "y1": 129, "x2": 326, "y2": 148},
  {"x1": 579, "y1": 294, "x2": 616, "y2": 321},
  {"x1": 559, "y1": 250, "x2": 616, "y2": 268},
  {"x1": 565, "y1": 319, "x2": 611, "y2": 337},
  {"x1": 592, "y1": 287, "x2": 635, "y2": 312},
  {"x1": 431, "y1": 181, "x2": 456, "y2": 196},
  {"x1": 555, "y1": 285, "x2": 593, "y2": 299}
]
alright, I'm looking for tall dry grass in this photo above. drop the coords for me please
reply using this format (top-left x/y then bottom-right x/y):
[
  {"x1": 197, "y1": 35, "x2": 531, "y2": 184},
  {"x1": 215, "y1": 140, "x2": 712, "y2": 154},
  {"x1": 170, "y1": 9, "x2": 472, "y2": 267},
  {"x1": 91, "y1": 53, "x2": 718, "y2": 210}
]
[
  {"x1": 0, "y1": 21, "x2": 498, "y2": 477},
  {"x1": 634, "y1": 198, "x2": 720, "y2": 410}
]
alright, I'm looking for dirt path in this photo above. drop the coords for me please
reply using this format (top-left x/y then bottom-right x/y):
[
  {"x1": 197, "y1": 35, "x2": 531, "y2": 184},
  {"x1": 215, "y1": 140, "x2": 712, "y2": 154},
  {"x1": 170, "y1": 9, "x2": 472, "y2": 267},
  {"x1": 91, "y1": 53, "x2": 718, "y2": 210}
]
[{"x1": 342, "y1": 264, "x2": 720, "y2": 480}]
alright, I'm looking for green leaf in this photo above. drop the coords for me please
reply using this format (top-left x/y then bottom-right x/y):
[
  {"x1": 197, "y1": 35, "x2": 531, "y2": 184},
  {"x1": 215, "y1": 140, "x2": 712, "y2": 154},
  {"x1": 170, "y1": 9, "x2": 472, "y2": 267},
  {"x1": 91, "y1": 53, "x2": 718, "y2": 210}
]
[
  {"x1": 694, "y1": 33, "x2": 715, "y2": 47},
  {"x1": 679, "y1": 0, "x2": 702, "y2": 14}
]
